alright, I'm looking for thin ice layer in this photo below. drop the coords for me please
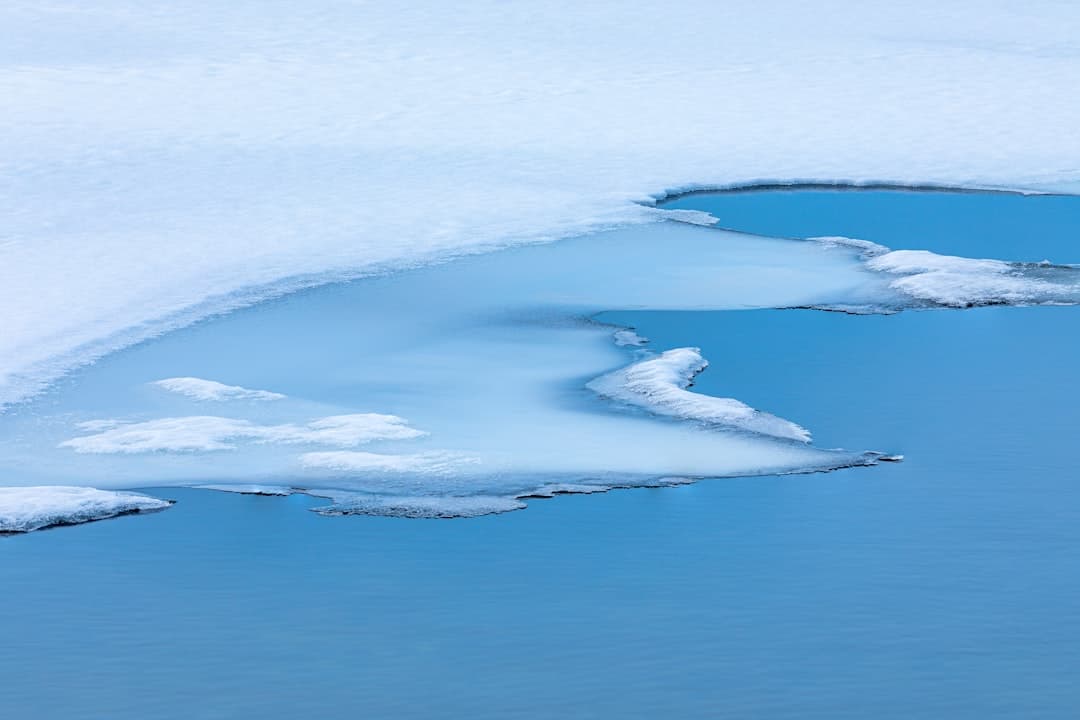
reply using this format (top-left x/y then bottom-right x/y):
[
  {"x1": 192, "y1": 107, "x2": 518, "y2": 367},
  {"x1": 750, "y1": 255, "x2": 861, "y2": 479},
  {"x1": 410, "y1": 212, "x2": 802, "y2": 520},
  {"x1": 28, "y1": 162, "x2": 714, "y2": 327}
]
[{"x1": 0, "y1": 486, "x2": 172, "y2": 533}]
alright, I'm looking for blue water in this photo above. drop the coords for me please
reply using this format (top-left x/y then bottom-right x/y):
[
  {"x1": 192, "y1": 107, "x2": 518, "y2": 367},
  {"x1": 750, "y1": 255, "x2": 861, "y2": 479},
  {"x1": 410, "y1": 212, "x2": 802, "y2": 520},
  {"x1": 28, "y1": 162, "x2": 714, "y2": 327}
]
[
  {"x1": 3, "y1": 188, "x2": 1080, "y2": 718},
  {"x1": 663, "y1": 187, "x2": 1079, "y2": 260}
]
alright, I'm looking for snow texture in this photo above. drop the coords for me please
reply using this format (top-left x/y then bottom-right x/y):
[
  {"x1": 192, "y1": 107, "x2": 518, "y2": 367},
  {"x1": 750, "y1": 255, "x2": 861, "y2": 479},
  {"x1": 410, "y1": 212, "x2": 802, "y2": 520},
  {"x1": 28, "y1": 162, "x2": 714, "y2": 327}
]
[{"x1": 0, "y1": 486, "x2": 172, "y2": 533}]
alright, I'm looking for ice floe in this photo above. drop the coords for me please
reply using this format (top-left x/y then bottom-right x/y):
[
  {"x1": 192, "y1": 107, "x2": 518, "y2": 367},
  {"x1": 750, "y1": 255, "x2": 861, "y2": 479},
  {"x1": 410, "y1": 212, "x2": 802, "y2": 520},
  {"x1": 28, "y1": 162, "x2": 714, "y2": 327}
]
[{"x1": 0, "y1": 486, "x2": 172, "y2": 533}]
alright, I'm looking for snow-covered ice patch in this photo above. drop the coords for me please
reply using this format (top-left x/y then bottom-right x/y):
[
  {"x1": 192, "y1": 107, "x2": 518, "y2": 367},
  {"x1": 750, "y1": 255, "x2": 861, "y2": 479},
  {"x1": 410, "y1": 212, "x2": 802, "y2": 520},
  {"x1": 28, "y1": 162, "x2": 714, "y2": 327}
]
[
  {"x1": 587, "y1": 348, "x2": 811, "y2": 443},
  {"x1": 866, "y1": 249, "x2": 1075, "y2": 308},
  {"x1": 0, "y1": 486, "x2": 172, "y2": 534},
  {"x1": 60, "y1": 414, "x2": 426, "y2": 454},
  {"x1": 153, "y1": 377, "x2": 286, "y2": 402},
  {"x1": 811, "y1": 238, "x2": 1080, "y2": 309}
]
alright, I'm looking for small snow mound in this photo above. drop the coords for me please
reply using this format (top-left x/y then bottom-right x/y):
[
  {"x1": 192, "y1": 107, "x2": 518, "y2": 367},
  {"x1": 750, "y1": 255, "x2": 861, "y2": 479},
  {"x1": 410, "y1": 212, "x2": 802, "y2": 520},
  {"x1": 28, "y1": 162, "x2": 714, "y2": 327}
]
[
  {"x1": 587, "y1": 348, "x2": 811, "y2": 443},
  {"x1": 154, "y1": 377, "x2": 286, "y2": 402},
  {"x1": 0, "y1": 486, "x2": 172, "y2": 533}
]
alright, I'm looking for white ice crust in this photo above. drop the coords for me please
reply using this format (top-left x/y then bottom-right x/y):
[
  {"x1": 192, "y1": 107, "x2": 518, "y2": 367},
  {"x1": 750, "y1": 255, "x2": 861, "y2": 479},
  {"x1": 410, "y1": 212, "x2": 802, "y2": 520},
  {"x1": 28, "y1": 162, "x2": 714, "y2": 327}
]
[
  {"x1": 3, "y1": 1, "x2": 1080, "y2": 408},
  {"x1": 60, "y1": 414, "x2": 425, "y2": 453},
  {"x1": 0, "y1": 486, "x2": 171, "y2": 533},
  {"x1": 153, "y1": 377, "x2": 285, "y2": 402},
  {"x1": 587, "y1": 348, "x2": 811, "y2": 443},
  {"x1": 811, "y1": 238, "x2": 1080, "y2": 309}
]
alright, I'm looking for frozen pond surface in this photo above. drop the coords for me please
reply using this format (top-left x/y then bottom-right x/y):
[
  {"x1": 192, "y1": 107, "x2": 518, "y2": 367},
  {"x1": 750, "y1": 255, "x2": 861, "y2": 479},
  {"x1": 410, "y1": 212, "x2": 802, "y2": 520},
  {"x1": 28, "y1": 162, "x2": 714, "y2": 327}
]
[{"x1": 3, "y1": 188, "x2": 1080, "y2": 717}]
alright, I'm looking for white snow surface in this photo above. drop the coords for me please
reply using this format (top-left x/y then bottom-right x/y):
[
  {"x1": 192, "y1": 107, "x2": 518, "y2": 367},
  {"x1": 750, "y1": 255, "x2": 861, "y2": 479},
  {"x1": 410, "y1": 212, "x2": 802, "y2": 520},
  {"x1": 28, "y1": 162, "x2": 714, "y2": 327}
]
[
  {"x1": 153, "y1": 377, "x2": 285, "y2": 402},
  {"x1": 60, "y1": 414, "x2": 426, "y2": 453},
  {"x1": 587, "y1": 348, "x2": 811, "y2": 443},
  {"x1": 0, "y1": 486, "x2": 172, "y2": 533},
  {"x1": 3, "y1": 1, "x2": 1080, "y2": 409}
]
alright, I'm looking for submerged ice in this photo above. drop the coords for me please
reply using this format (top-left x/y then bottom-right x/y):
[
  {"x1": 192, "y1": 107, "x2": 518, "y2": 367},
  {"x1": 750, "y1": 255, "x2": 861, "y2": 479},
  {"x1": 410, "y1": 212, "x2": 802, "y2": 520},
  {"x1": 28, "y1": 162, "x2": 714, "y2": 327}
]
[
  {"x1": 0, "y1": 219, "x2": 903, "y2": 518},
  {"x1": 806, "y1": 235, "x2": 1080, "y2": 311},
  {"x1": 3, "y1": 196, "x2": 1078, "y2": 519}
]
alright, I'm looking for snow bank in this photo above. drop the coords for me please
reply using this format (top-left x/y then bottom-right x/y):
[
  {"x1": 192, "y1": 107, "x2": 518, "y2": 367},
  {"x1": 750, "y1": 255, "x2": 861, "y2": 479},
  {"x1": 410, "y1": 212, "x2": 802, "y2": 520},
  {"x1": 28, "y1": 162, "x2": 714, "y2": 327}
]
[{"x1": 0, "y1": 486, "x2": 172, "y2": 533}]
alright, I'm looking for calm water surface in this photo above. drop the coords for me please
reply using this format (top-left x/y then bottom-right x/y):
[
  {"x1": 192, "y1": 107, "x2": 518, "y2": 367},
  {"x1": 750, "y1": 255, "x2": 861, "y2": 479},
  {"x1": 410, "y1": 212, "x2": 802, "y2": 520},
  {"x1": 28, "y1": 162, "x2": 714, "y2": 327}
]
[{"x1": 3, "y1": 188, "x2": 1079, "y2": 718}]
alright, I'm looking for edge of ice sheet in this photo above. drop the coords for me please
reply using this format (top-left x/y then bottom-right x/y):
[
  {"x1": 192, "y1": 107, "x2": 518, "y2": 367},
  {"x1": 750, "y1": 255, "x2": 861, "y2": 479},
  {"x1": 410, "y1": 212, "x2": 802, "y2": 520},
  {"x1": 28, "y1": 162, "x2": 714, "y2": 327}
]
[
  {"x1": 587, "y1": 348, "x2": 812, "y2": 442},
  {"x1": 0, "y1": 486, "x2": 173, "y2": 534},
  {"x1": 255, "y1": 454, "x2": 895, "y2": 519},
  {"x1": 311, "y1": 493, "x2": 527, "y2": 519},
  {"x1": 195, "y1": 484, "x2": 296, "y2": 496}
]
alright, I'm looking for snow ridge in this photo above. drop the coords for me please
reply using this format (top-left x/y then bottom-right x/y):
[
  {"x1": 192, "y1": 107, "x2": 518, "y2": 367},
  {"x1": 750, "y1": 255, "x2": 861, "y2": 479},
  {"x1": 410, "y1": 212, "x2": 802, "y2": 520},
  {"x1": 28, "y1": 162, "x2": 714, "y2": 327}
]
[{"x1": 587, "y1": 348, "x2": 811, "y2": 442}]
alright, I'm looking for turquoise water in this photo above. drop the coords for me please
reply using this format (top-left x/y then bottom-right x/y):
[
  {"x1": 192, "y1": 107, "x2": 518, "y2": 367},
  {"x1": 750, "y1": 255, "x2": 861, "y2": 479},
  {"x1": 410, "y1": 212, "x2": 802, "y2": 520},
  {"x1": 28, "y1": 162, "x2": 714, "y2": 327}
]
[{"x1": 3, "y1": 188, "x2": 1080, "y2": 717}]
